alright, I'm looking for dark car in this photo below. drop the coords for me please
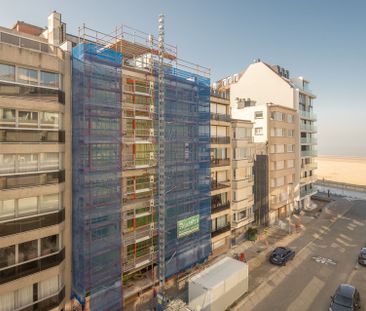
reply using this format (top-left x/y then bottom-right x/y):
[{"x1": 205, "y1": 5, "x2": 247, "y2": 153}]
[
  {"x1": 269, "y1": 247, "x2": 295, "y2": 266},
  {"x1": 330, "y1": 284, "x2": 361, "y2": 311},
  {"x1": 358, "y1": 247, "x2": 366, "y2": 266}
]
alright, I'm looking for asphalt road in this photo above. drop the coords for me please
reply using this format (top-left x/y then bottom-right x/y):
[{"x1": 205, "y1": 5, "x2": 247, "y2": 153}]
[{"x1": 234, "y1": 199, "x2": 366, "y2": 311}]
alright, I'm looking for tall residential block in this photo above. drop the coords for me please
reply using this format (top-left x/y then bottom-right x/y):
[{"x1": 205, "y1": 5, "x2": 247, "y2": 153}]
[
  {"x1": 0, "y1": 12, "x2": 71, "y2": 311},
  {"x1": 210, "y1": 89, "x2": 232, "y2": 256}
]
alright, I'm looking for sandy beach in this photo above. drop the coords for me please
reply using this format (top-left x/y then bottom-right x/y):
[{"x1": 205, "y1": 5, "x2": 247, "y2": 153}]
[{"x1": 316, "y1": 156, "x2": 366, "y2": 186}]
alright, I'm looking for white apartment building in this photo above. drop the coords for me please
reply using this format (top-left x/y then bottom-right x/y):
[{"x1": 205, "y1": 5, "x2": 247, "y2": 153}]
[{"x1": 218, "y1": 59, "x2": 316, "y2": 216}]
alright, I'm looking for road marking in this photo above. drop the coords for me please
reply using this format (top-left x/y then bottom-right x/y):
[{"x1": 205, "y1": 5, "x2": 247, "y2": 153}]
[
  {"x1": 312, "y1": 256, "x2": 337, "y2": 265},
  {"x1": 286, "y1": 276, "x2": 325, "y2": 311}
]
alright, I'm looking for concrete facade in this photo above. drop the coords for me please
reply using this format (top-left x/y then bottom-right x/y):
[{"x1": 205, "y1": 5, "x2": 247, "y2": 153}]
[{"x1": 0, "y1": 12, "x2": 71, "y2": 311}]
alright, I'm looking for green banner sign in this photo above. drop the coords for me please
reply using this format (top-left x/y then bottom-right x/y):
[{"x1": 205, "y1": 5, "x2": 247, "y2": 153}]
[{"x1": 177, "y1": 214, "x2": 200, "y2": 238}]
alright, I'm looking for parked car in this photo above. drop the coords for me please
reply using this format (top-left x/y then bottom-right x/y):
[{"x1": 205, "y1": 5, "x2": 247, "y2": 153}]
[
  {"x1": 269, "y1": 247, "x2": 295, "y2": 266},
  {"x1": 358, "y1": 247, "x2": 366, "y2": 266},
  {"x1": 330, "y1": 284, "x2": 361, "y2": 310}
]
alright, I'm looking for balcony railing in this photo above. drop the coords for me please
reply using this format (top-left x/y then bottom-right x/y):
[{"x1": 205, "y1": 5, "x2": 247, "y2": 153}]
[
  {"x1": 211, "y1": 180, "x2": 231, "y2": 191},
  {"x1": 301, "y1": 137, "x2": 317, "y2": 144},
  {"x1": 211, "y1": 158, "x2": 230, "y2": 167},
  {"x1": 301, "y1": 150, "x2": 318, "y2": 157},
  {"x1": 211, "y1": 202, "x2": 230, "y2": 214},
  {"x1": 211, "y1": 223, "x2": 231, "y2": 237},
  {"x1": 210, "y1": 113, "x2": 231, "y2": 122},
  {"x1": 299, "y1": 110, "x2": 317, "y2": 120},
  {"x1": 302, "y1": 162, "x2": 318, "y2": 170},
  {"x1": 0, "y1": 248, "x2": 65, "y2": 285},
  {"x1": 210, "y1": 136, "x2": 230, "y2": 144},
  {"x1": 301, "y1": 175, "x2": 317, "y2": 185},
  {"x1": 300, "y1": 187, "x2": 317, "y2": 197},
  {"x1": 300, "y1": 123, "x2": 317, "y2": 132}
]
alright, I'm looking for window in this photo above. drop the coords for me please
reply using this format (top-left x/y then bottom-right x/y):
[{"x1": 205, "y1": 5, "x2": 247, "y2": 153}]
[
  {"x1": 17, "y1": 154, "x2": 38, "y2": 172},
  {"x1": 287, "y1": 159, "x2": 294, "y2": 168},
  {"x1": 0, "y1": 245, "x2": 15, "y2": 269},
  {"x1": 276, "y1": 160, "x2": 285, "y2": 170},
  {"x1": 216, "y1": 215, "x2": 227, "y2": 229},
  {"x1": 271, "y1": 144, "x2": 285, "y2": 154},
  {"x1": 18, "y1": 111, "x2": 38, "y2": 126},
  {"x1": 40, "y1": 71, "x2": 59, "y2": 88},
  {"x1": 0, "y1": 199, "x2": 15, "y2": 220},
  {"x1": 40, "y1": 112, "x2": 60, "y2": 128},
  {"x1": 271, "y1": 111, "x2": 285, "y2": 121},
  {"x1": 288, "y1": 129, "x2": 294, "y2": 137},
  {"x1": 254, "y1": 127, "x2": 263, "y2": 135},
  {"x1": 18, "y1": 240, "x2": 38, "y2": 263},
  {"x1": 235, "y1": 147, "x2": 250, "y2": 160},
  {"x1": 287, "y1": 144, "x2": 294, "y2": 152},
  {"x1": 238, "y1": 209, "x2": 247, "y2": 220},
  {"x1": 41, "y1": 235, "x2": 59, "y2": 256},
  {"x1": 18, "y1": 197, "x2": 38, "y2": 216},
  {"x1": 0, "y1": 291, "x2": 14, "y2": 311},
  {"x1": 41, "y1": 193, "x2": 60, "y2": 212},
  {"x1": 287, "y1": 114, "x2": 294, "y2": 123},
  {"x1": 0, "y1": 63, "x2": 15, "y2": 81},
  {"x1": 235, "y1": 127, "x2": 250, "y2": 139},
  {"x1": 38, "y1": 275, "x2": 59, "y2": 300},
  {"x1": 17, "y1": 67, "x2": 38, "y2": 85},
  {"x1": 40, "y1": 153, "x2": 59, "y2": 170},
  {"x1": 0, "y1": 108, "x2": 16, "y2": 124},
  {"x1": 15, "y1": 285, "x2": 33, "y2": 309},
  {"x1": 255, "y1": 111, "x2": 263, "y2": 119}
]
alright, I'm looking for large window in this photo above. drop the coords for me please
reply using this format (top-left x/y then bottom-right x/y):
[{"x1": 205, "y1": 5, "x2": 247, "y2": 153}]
[
  {"x1": 18, "y1": 110, "x2": 38, "y2": 127},
  {"x1": 0, "y1": 108, "x2": 16, "y2": 125},
  {"x1": 0, "y1": 199, "x2": 15, "y2": 220},
  {"x1": 17, "y1": 67, "x2": 38, "y2": 85},
  {"x1": 0, "y1": 63, "x2": 15, "y2": 81},
  {"x1": 0, "y1": 245, "x2": 15, "y2": 269},
  {"x1": 40, "y1": 71, "x2": 59, "y2": 88},
  {"x1": 40, "y1": 112, "x2": 59, "y2": 128},
  {"x1": 41, "y1": 235, "x2": 59, "y2": 256},
  {"x1": 18, "y1": 240, "x2": 38, "y2": 263},
  {"x1": 18, "y1": 197, "x2": 38, "y2": 216}
]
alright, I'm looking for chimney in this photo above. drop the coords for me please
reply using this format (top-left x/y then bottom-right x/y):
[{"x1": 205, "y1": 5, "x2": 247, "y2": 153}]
[{"x1": 48, "y1": 11, "x2": 65, "y2": 46}]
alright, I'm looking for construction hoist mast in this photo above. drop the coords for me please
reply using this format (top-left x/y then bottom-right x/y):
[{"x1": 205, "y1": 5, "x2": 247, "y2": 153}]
[{"x1": 157, "y1": 13, "x2": 166, "y2": 291}]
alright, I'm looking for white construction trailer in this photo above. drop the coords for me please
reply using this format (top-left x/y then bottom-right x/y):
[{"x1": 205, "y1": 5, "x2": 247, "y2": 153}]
[{"x1": 188, "y1": 257, "x2": 248, "y2": 311}]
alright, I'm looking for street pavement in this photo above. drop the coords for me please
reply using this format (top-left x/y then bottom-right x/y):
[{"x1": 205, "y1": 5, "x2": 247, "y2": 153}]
[{"x1": 231, "y1": 198, "x2": 366, "y2": 311}]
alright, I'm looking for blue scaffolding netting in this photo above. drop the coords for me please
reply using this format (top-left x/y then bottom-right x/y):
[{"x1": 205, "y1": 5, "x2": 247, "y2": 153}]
[
  {"x1": 72, "y1": 43, "x2": 123, "y2": 311},
  {"x1": 155, "y1": 65, "x2": 212, "y2": 278}
]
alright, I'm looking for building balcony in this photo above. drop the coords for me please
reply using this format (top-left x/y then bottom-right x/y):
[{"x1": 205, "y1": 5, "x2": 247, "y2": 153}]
[
  {"x1": 211, "y1": 180, "x2": 231, "y2": 191},
  {"x1": 301, "y1": 150, "x2": 318, "y2": 157},
  {"x1": 210, "y1": 88, "x2": 230, "y2": 100},
  {"x1": 211, "y1": 223, "x2": 231, "y2": 238},
  {"x1": 210, "y1": 113, "x2": 231, "y2": 122},
  {"x1": 0, "y1": 248, "x2": 65, "y2": 285},
  {"x1": 122, "y1": 251, "x2": 157, "y2": 273},
  {"x1": 232, "y1": 176, "x2": 254, "y2": 189},
  {"x1": 123, "y1": 224, "x2": 155, "y2": 246},
  {"x1": 300, "y1": 187, "x2": 317, "y2": 198},
  {"x1": 211, "y1": 202, "x2": 230, "y2": 214},
  {"x1": 210, "y1": 136, "x2": 230, "y2": 144},
  {"x1": 299, "y1": 110, "x2": 317, "y2": 121},
  {"x1": 302, "y1": 162, "x2": 318, "y2": 170},
  {"x1": 232, "y1": 215, "x2": 254, "y2": 229},
  {"x1": 0, "y1": 129, "x2": 65, "y2": 143},
  {"x1": 211, "y1": 158, "x2": 230, "y2": 168},
  {"x1": 300, "y1": 123, "x2": 317, "y2": 133},
  {"x1": 301, "y1": 137, "x2": 317, "y2": 145},
  {"x1": 300, "y1": 175, "x2": 317, "y2": 185}
]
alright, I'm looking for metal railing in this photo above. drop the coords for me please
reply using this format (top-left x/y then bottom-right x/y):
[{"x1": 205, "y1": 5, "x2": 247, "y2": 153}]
[
  {"x1": 299, "y1": 110, "x2": 317, "y2": 120},
  {"x1": 301, "y1": 137, "x2": 317, "y2": 144},
  {"x1": 211, "y1": 158, "x2": 230, "y2": 167},
  {"x1": 210, "y1": 136, "x2": 230, "y2": 144},
  {"x1": 210, "y1": 113, "x2": 231, "y2": 122},
  {"x1": 211, "y1": 202, "x2": 230, "y2": 214},
  {"x1": 211, "y1": 223, "x2": 231, "y2": 237},
  {"x1": 211, "y1": 180, "x2": 231, "y2": 191},
  {"x1": 301, "y1": 149, "x2": 318, "y2": 157},
  {"x1": 300, "y1": 123, "x2": 317, "y2": 132}
]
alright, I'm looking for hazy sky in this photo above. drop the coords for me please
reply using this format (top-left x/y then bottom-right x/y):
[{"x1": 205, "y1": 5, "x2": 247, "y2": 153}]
[{"x1": 1, "y1": 0, "x2": 365, "y2": 156}]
